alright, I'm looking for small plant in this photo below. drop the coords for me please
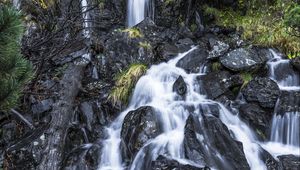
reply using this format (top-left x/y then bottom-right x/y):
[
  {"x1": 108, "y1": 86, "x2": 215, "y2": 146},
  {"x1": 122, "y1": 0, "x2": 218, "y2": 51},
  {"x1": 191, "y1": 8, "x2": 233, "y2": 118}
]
[
  {"x1": 122, "y1": 28, "x2": 143, "y2": 38},
  {"x1": 287, "y1": 52, "x2": 300, "y2": 59},
  {"x1": 108, "y1": 64, "x2": 147, "y2": 106},
  {"x1": 240, "y1": 72, "x2": 252, "y2": 87},
  {"x1": 212, "y1": 62, "x2": 222, "y2": 71},
  {"x1": 139, "y1": 41, "x2": 151, "y2": 49}
]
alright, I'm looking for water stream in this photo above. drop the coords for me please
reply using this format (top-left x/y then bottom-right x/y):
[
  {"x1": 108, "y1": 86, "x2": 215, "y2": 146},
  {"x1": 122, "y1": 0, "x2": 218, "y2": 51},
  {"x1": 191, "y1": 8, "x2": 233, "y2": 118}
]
[{"x1": 127, "y1": 0, "x2": 154, "y2": 27}]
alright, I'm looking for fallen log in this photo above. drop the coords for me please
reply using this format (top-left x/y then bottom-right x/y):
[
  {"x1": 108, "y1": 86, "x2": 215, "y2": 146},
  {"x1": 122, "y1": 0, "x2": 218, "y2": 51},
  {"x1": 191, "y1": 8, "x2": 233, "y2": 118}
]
[{"x1": 37, "y1": 62, "x2": 87, "y2": 170}]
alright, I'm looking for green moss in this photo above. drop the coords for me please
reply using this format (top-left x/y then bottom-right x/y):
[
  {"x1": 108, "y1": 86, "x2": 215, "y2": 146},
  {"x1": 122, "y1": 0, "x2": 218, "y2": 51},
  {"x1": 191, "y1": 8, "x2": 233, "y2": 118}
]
[
  {"x1": 240, "y1": 72, "x2": 252, "y2": 87},
  {"x1": 212, "y1": 62, "x2": 222, "y2": 71},
  {"x1": 204, "y1": 1, "x2": 300, "y2": 54},
  {"x1": 122, "y1": 28, "x2": 143, "y2": 38},
  {"x1": 108, "y1": 64, "x2": 147, "y2": 106}
]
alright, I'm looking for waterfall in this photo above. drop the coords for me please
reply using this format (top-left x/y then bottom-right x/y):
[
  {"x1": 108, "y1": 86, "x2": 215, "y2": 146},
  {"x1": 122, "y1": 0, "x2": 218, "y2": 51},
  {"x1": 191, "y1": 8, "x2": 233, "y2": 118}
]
[
  {"x1": 12, "y1": 0, "x2": 21, "y2": 10},
  {"x1": 81, "y1": 0, "x2": 91, "y2": 61},
  {"x1": 127, "y1": 0, "x2": 154, "y2": 27},
  {"x1": 266, "y1": 50, "x2": 300, "y2": 147},
  {"x1": 98, "y1": 47, "x2": 270, "y2": 170}
]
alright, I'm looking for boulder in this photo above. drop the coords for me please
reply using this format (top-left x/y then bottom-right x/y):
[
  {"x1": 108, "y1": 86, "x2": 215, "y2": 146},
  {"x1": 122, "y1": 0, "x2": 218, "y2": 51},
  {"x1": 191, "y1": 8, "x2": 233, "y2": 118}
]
[
  {"x1": 156, "y1": 43, "x2": 179, "y2": 61},
  {"x1": 151, "y1": 155, "x2": 210, "y2": 170},
  {"x1": 197, "y1": 71, "x2": 243, "y2": 99},
  {"x1": 242, "y1": 77, "x2": 280, "y2": 108},
  {"x1": 121, "y1": 106, "x2": 162, "y2": 160},
  {"x1": 184, "y1": 114, "x2": 250, "y2": 169},
  {"x1": 208, "y1": 38, "x2": 230, "y2": 60},
  {"x1": 62, "y1": 144, "x2": 102, "y2": 170},
  {"x1": 176, "y1": 48, "x2": 208, "y2": 73},
  {"x1": 291, "y1": 57, "x2": 300, "y2": 72},
  {"x1": 278, "y1": 155, "x2": 300, "y2": 170},
  {"x1": 275, "y1": 90, "x2": 300, "y2": 116},
  {"x1": 173, "y1": 75, "x2": 187, "y2": 97},
  {"x1": 220, "y1": 48, "x2": 267, "y2": 71},
  {"x1": 239, "y1": 103, "x2": 270, "y2": 140}
]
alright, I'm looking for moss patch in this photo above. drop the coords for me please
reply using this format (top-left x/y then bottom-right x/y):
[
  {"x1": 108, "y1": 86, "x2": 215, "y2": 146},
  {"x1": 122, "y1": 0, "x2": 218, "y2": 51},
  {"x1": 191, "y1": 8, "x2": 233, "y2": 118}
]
[
  {"x1": 204, "y1": 1, "x2": 300, "y2": 54},
  {"x1": 122, "y1": 28, "x2": 143, "y2": 38},
  {"x1": 109, "y1": 64, "x2": 147, "y2": 106}
]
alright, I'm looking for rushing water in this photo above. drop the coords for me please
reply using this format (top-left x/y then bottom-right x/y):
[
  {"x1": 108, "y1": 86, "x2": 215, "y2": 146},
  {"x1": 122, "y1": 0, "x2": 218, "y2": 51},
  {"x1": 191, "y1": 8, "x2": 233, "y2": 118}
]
[
  {"x1": 267, "y1": 50, "x2": 300, "y2": 147},
  {"x1": 98, "y1": 47, "x2": 269, "y2": 170},
  {"x1": 81, "y1": 0, "x2": 91, "y2": 61},
  {"x1": 127, "y1": 0, "x2": 154, "y2": 27}
]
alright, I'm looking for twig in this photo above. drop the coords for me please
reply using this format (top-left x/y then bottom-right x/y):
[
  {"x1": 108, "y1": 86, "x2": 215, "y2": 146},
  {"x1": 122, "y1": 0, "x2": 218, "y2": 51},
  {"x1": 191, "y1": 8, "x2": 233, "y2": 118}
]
[{"x1": 10, "y1": 109, "x2": 35, "y2": 130}]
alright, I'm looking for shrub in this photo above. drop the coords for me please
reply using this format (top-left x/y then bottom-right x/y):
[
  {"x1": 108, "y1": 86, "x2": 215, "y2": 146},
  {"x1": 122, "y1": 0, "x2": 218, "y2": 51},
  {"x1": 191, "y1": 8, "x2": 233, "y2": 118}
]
[{"x1": 0, "y1": 5, "x2": 32, "y2": 111}]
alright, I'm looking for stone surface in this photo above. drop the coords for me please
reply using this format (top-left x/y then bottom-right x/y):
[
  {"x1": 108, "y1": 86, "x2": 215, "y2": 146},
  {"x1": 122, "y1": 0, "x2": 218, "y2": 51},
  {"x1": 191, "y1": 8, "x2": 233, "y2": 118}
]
[
  {"x1": 242, "y1": 77, "x2": 280, "y2": 108},
  {"x1": 176, "y1": 48, "x2": 208, "y2": 73}
]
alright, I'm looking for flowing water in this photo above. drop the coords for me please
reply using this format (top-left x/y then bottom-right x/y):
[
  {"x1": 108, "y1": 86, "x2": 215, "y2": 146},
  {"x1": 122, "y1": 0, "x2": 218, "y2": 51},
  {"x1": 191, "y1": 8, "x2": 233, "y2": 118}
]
[
  {"x1": 127, "y1": 0, "x2": 154, "y2": 27},
  {"x1": 98, "y1": 47, "x2": 268, "y2": 170},
  {"x1": 81, "y1": 0, "x2": 91, "y2": 61},
  {"x1": 266, "y1": 50, "x2": 300, "y2": 148}
]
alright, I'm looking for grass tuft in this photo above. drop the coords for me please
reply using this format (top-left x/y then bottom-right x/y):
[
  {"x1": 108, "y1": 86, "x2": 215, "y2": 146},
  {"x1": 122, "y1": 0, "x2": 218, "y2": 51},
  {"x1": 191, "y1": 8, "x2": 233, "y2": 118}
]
[
  {"x1": 108, "y1": 64, "x2": 147, "y2": 106},
  {"x1": 122, "y1": 28, "x2": 143, "y2": 38}
]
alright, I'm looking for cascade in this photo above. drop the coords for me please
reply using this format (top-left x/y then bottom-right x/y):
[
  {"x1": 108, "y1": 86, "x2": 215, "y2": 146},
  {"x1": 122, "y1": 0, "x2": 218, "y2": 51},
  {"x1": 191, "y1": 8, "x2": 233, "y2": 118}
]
[
  {"x1": 98, "y1": 47, "x2": 268, "y2": 170},
  {"x1": 267, "y1": 50, "x2": 300, "y2": 147},
  {"x1": 127, "y1": 0, "x2": 154, "y2": 27}
]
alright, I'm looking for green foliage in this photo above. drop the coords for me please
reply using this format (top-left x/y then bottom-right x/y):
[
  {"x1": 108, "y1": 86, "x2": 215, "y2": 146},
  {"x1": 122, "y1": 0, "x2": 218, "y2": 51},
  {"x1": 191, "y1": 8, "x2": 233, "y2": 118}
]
[
  {"x1": 204, "y1": 1, "x2": 300, "y2": 54},
  {"x1": 0, "y1": 6, "x2": 32, "y2": 111},
  {"x1": 287, "y1": 52, "x2": 300, "y2": 59},
  {"x1": 109, "y1": 64, "x2": 147, "y2": 106},
  {"x1": 240, "y1": 72, "x2": 252, "y2": 86},
  {"x1": 284, "y1": 5, "x2": 300, "y2": 35},
  {"x1": 211, "y1": 62, "x2": 222, "y2": 71},
  {"x1": 122, "y1": 28, "x2": 143, "y2": 38}
]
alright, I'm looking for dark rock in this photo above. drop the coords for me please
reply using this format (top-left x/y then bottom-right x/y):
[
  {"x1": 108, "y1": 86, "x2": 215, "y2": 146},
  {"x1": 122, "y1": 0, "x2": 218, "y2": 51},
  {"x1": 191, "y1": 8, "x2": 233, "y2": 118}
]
[
  {"x1": 275, "y1": 90, "x2": 300, "y2": 116},
  {"x1": 176, "y1": 48, "x2": 208, "y2": 73},
  {"x1": 63, "y1": 144, "x2": 102, "y2": 170},
  {"x1": 220, "y1": 48, "x2": 267, "y2": 71},
  {"x1": 239, "y1": 103, "x2": 270, "y2": 140},
  {"x1": 4, "y1": 149, "x2": 36, "y2": 170},
  {"x1": 151, "y1": 155, "x2": 210, "y2": 170},
  {"x1": 80, "y1": 102, "x2": 95, "y2": 131},
  {"x1": 291, "y1": 57, "x2": 300, "y2": 72},
  {"x1": 173, "y1": 76, "x2": 187, "y2": 97},
  {"x1": 242, "y1": 77, "x2": 280, "y2": 108},
  {"x1": 208, "y1": 39, "x2": 230, "y2": 60},
  {"x1": 278, "y1": 155, "x2": 300, "y2": 170},
  {"x1": 184, "y1": 114, "x2": 250, "y2": 169},
  {"x1": 197, "y1": 71, "x2": 243, "y2": 99},
  {"x1": 31, "y1": 99, "x2": 54, "y2": 117},
  {"x1": 175, "y1": 38, "x2": 195, "y2": 52},
  {"x1": 121, "y1": 106, "x2": 162, "y2": 160},
  {"x1": 156, "y1": 43, "x2": 179, "y2": 61},
  {"x1": 260, "y1": 148, "x2": 281, "y2": 170},
  {"x1": 64, "y1": 126, "x2": 88, "y2": 155}
]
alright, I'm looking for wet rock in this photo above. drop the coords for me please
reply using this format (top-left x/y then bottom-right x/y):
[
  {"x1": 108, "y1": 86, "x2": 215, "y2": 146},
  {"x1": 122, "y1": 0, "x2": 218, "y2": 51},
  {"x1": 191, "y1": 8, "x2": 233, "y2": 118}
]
[
  {"x1": 63, "y1": 144, "x2": 102, "y2": 170},
  {"x1": 260, "y1": 148, "x2": 281, "y2": 170},
  {"x1": 208, "y1": 39, "x2": 230, "y2": 60},
  {"x1": 275, "y1": 90, "x2": 300, "y2": 116},
  {"x1": 242, "y1": 77, "x2": 280, "y2": 108},
  {"x1": 291, "y1": 57, "x2": 300, "y2": 72},
  {"x1": 64, "y1": 126, "x2": 88, "y2": 155},
  {"x1": 220, "y1": 48, "x2": 267, "y2": 71},
  {"x1": 176, "y1": 48, "x2": 208, "y2": 73},
  {"x1": 173, "y1": 76, "x2": 187, "y2": 97},
  {"x1": 121, "y1": 106, "x2": 162, "y2": 160},
  {"x1": 156, "y1": 43, "x2": 179, "y2": 61},
  {"x1": 239, "y1": 103, "x2": 270, "y2": 140},
  {"x1": 184, "y1": 114, "x2": 250, "y2": 169},
  {"x1": 175, "y1": 38, "x2": 195, "y2": 52},
  {"x1": 151, "y1": 155, "x2": 210, "y2": 170},
  {"x1": 197, "y1": 71, "x2": 243, "y2": 99},
  {"x1": 278, "y1": 155, "x2": 300, "y2": 170}
]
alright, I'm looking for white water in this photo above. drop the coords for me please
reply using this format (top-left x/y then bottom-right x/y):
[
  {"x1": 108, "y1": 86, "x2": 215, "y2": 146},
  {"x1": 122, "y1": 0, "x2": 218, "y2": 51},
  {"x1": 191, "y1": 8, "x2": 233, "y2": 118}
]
[
  {"x1": 81, "y1": 0, "x2": 91, "y2": 61},
  {"x1": 13, "y1": 0, "x2": 21, "y2": 10},
  {"x1": 98, "y1": 47, "x2": 268, "y2": 170},
  {"x1": 266, "y1": 50, "x2": 300, "y2": 148},
  {"x1": 127, "y1": 0, "x2": 154, "y2": 27}
]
